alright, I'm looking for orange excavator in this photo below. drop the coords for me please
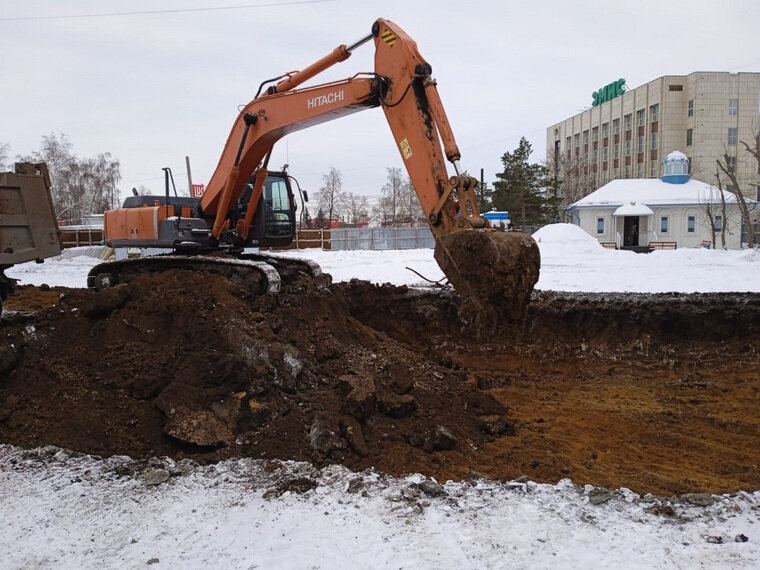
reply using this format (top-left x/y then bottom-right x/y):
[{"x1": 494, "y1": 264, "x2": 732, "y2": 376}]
[{"x1": 89, "y1": 18, "x2": 540, "y2": 318}]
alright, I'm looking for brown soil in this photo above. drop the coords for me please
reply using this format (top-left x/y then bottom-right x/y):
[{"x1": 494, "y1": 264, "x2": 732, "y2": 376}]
[{"x1": 1, "y1": 269, "x2": 759, "y2": 496}]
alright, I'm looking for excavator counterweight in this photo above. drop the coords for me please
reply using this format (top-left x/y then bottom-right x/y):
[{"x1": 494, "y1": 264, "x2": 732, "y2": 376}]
[{"x1": 91, "y1": 18, "x2": 540, "y2": 320}]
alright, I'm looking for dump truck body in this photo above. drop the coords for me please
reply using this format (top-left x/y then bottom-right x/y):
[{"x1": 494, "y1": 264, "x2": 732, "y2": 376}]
[{"x1": 0, "y1": 163, "x2": 61, "y2": 309}]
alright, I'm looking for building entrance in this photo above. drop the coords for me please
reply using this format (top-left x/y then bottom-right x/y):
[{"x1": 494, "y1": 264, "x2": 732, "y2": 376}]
[{"x1": 624, "y1": 216, "x2": 640, "y2": 247}]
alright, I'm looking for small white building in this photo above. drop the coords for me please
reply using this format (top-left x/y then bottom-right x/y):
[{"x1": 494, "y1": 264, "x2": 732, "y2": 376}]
[{"x1": 565, "y1": 151, "x2": 757, "y2": 250}]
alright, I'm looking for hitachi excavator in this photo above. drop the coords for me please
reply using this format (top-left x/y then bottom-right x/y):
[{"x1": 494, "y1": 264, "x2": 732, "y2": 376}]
[{"x1": 88, "y1": 18, "x2": 540, "y2": 318}]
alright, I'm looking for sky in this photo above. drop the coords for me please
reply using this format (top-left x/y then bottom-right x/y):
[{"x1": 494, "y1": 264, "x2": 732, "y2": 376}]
[{"x1": 2, "y1": 0, "x2": 759, "y2": 205}]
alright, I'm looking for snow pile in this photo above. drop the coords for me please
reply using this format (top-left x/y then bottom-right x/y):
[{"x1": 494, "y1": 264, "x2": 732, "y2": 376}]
[
  {"x1": 739, "y1": 248, "x2": 760, "y2": 264},
  {"x1": 532, "y1": 223, "x2": 609, "y2": 257}
]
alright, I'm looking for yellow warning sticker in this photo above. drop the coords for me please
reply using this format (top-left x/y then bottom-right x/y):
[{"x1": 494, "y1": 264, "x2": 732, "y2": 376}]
[
  {"x1": 400, "y1": 138, "x2": 412, "y2": 159},
  {"x1": 382, "y1": 30, "x2": 397, "y2": 46}
]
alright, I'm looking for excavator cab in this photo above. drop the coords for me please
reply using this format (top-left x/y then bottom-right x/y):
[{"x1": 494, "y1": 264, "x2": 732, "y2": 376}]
[{"x1": 244, "y1": 172, "x2": 298, "y2": 247}]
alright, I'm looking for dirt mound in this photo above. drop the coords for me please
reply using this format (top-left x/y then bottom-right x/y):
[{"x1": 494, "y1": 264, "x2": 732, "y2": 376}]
[{"x1": 2, "y1": 269, "x2": 760, "y2": 496}]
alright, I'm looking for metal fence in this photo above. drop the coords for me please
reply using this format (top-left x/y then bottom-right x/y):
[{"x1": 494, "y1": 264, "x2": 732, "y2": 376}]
[{"x1": 328, "y1": 227, "x2": 434, "y2": 251}]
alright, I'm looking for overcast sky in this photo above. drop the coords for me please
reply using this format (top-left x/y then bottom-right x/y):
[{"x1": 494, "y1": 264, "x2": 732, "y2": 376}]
[{"x1": 2, "y1": 0, "x2": 759, "y2": 203}]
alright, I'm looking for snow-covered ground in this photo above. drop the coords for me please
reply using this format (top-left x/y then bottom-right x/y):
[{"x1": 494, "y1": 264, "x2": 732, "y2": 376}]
[
  {"x1": 8, "y1": 224, "x2": 760, "y2": 293},
  {"x1": 3, "y1": 224, "x2": 760, "y2": 569}
]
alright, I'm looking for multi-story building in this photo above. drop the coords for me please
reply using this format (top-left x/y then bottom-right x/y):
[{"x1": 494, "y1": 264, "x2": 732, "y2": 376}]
[{"x1": 547, "y1": 72, "x2": 760, "y2": 201}]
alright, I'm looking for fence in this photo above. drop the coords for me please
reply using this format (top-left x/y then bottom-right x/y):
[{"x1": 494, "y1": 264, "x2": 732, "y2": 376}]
[
  {"x1": 271, "y1": 227, "x2": 435, "y2": 251},
  {"x1": 325, "y1": 227, "x2": 434, "y2": 251},
  {"x1": 59, "y1": 227, "x2": 104, "y2": 248},
  {"x1": 112, "y1": 227, "x2": 436, "y2": 259}
]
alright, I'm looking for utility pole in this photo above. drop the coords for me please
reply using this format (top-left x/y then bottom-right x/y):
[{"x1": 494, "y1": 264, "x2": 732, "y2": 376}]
[
  {"x1": 480, "y1": 168, "x2": 485, "y2": 211},
  {"x1": 185, "y1": 156, "x2": 193, "y2": 196},
  {"x1": 553, "y1": 130, "x2": 560, "y2": 222},
  {"x1": 392, "y1": 173, "x2": 396, "y2": 227}
]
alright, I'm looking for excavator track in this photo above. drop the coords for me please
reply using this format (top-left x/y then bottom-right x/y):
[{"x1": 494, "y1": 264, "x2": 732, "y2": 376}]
[
  {"x1": 86, "y1": 253, "x2": 329, "y2": 295},
  {"x1": 238, "y1": 252, "x2": 324, "y2": 283},
  {"x1": 87, "y1": 255, "x2": 280, "y2": 294}
]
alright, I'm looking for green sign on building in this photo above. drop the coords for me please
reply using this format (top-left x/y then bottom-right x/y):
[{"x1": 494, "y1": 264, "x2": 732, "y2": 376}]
[{"x1": 592, "y1": 78, "x2": 626, "y2": 107}]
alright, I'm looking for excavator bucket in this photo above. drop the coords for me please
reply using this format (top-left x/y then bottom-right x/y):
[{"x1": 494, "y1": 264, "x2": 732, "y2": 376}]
[{"x1": 434, "y1": 229, "x2": 540, "y2": 323}]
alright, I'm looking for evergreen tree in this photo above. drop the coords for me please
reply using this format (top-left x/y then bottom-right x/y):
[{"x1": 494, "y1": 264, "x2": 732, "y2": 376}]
[
  {"x1": 301, "y1": 206, "x2": 312, "y2": 228},
  {"x1": 476, "y1": 179, "x2": 493, "y2": 213},
  {"x1": 315, "y1": 208, "x2": 326, "y2": 229},
  {"x1": 492, "y1": 137, "x2": 551, "y2": 227}
]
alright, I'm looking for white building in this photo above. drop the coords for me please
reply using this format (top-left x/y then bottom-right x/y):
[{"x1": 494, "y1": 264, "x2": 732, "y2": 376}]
[{"x1": 565, "y1": 151, "x2": 757, "y2": 250}]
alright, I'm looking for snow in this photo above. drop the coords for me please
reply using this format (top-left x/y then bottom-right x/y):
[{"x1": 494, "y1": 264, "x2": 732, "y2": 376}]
[
  {"x1": 568, "y1": 177, "x2": 749, "y2": 208},
  {"x1": 7, "y1": 223, "x2": 760, "y2": 294},
  {"x1": 3, "y1": 225, "x2": 760, "y2": 568},
  {"x1": 2, "y1": 448, "x2": 758, "y2": 569}
]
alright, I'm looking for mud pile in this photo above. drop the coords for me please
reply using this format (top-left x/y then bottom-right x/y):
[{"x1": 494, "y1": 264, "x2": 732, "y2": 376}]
[{"x1": 2, "y1": 269, "x2": 760, "y2": 496}]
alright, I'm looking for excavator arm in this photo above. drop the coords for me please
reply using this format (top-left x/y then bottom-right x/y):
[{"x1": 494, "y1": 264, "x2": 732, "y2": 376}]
[{"x1": 201, "y1": 18, "x2": 484, "y2": 243}]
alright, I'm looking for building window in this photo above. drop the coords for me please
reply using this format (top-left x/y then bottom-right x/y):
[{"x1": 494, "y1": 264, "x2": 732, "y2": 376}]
[
  {"x1": 726, "y1": 184, "x2": 736, "y2": 193},
  {"x1": 625, "y1": 166, "x2": 631, "y2": 178},
  {"x1": 603, "y1": 146, "x2": 609, "y2": 162},
  {"x1": 687, "y1": 99, "x2": 694, "y2": 117},
  {"x1": 687, "y1": 157, "x2": 692, "y2": 174},
  {"x1": 729, "y1": 99, "x2": 738, "y2": 116},
  {"x1": 728, "y1": 127, "x2": 738, "y2": 145},
  {"x1": 669, "y1": 84, "x2": 683, "y2": 91},
  {"x1": 637, "y1": 109, "x2": 646, "y2": 126},
  {"x1": 651, "y1": 132, "x2": 658, "y2": 150},
  {"x1": 602, "y1": 122, "x2": 609, "y2": 139},
  {"x1": 650, "y1": 103, "x2": 659, "y2": 123},
  {"x1": 574, "y1": 133, "x2": 580, "y2": 148},
  {"x1": 614, "y1": 142, "x2": 619, "y2": 157},
  {"x1": 650, "y1": 162, "x2": 658, "y2": 177},
  {"x1": 625, "y1": 139, "x2": 632, "y2": 156},
  {"x1": 660, "y1": 216, "x2": 669, "y2": 233},
  {"x1": 637, "y1": 163, "x2": 644, "y2": 178},
  {"x1": 726, "y1": 156, "x2": 737, "y2": 172},
  {"x1": 715, "y1": 215, "x2": 723, "y2": 231},
  {"x1": 565, "y1": 136, "x2": 571, "y2": 150},
  {"x1": 687, "y1": 215, "x2": 696, "y2": 233},
  {"x1": 597, "y1": 217, "x2": 605, "y2": 234},
  {"x1": 637, "y1": 135, "x2": 645, "y2": 153},
  {"x1": 686, "y1": 128, "x2": 693, "y2": 146},
  {"x1": 592, "y1": 149, "x2": 598, "y2": 164},
  {"x1": 624, "y1": 114, "x2": 632, "y2": 131},
  {"x1": 583, "y1": 130, "x2": 589, "y2": 145},
  {"x1": 613, "y1": 118, "x2": 620, "y2": 135},
  {"x1": 592, "y1": 126, "x2": 599, "y2": 142}
]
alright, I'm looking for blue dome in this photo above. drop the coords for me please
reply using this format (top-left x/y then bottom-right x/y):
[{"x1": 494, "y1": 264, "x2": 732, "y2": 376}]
[{"x1": 661, "y1": 151, "x2": 690, "y2": 184}]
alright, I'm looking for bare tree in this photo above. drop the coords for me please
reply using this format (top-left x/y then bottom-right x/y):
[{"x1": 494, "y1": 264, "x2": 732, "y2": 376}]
[
  {"x1": 705, "y1": 168, "x2": 730, "y2": 249},
  {"x1": 340, "y1": 192, "x2": 369, "y2": 225},
  {"x1": 716, "y1": 152, "x2": 755, "y2": 248},
  {"x1": 0, "y1": 142, "x2": 9, "y2": 171},
  {"x1": 380, "y1": 167, "x2": 403, "y2": 225},
  {"x1": 544, "y1": 153, "x2": 596, "y2": 216},
  {"x1": 371, "y1": 196, "x2": 391, "y2": 226},
  {"x1": 317, "y1": 167, "x2": 343, "y2": 228},
  {"x1": 17, "y1": 133, "x2": 121, "y2": 221},
  {"x1": 395, "y1": 177, "x2": 424, "y2": 226}
]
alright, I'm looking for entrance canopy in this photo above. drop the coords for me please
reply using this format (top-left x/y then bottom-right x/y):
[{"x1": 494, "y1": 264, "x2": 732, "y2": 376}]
[{"x1": 613, "y1": 201, "x2": 654, "y2": 216}]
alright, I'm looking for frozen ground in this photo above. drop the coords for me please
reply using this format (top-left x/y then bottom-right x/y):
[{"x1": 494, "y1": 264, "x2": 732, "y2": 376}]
[{"x1": 3, "y1": 224, "x2": 760, "y2": 568}]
